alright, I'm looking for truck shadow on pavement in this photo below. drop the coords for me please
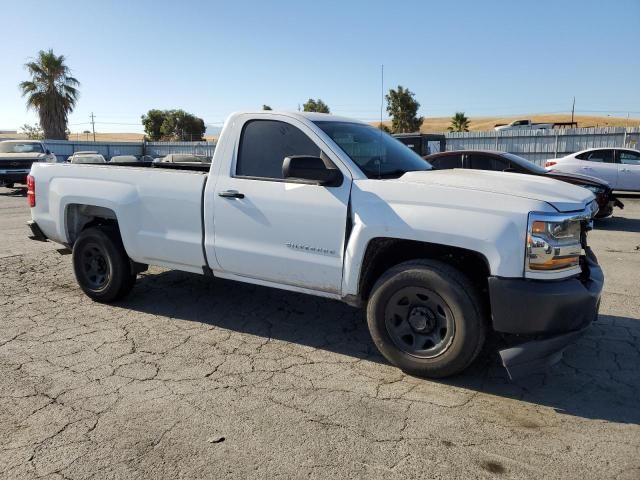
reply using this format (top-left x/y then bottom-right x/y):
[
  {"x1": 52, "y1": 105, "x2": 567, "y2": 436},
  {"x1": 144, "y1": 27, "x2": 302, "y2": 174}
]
[
  {"x1": 121, "y1": 269, "x2": 640, "y2": 426},
  {"x1": 595, "y1": 216, "x2": 640, "y2": 233}
]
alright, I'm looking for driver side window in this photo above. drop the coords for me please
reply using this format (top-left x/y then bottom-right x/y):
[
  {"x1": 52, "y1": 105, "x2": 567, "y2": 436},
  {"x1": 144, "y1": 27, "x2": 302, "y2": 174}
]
[{"x1": 236, "y1": 120, "x2": 321, "y2": 180}]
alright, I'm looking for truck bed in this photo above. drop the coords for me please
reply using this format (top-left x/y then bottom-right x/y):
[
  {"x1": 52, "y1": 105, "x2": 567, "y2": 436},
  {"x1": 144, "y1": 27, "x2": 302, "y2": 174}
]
[{"x1": 29, "y1": 162, "x2": 209, "y2": 273}]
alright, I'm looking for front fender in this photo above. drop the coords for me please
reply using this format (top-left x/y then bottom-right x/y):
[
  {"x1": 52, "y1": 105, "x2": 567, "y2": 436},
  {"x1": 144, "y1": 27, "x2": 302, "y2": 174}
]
[{"x1": 342, "y1": 181, "x2": 549, "y2": 297}]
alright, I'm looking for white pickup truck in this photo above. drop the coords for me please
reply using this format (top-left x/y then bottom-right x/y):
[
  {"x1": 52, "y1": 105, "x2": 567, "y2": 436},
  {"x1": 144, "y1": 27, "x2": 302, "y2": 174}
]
[
  {"x1": 26, "y1": 111, "x2": 604, "y2": 379},
  {"x1": 494, "y1": 119, "x2": 554, "y2": 131}
]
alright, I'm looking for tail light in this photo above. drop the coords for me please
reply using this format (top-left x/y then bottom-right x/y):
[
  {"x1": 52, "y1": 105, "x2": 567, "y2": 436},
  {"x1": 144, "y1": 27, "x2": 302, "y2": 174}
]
[
  {"x1": 545, "y1": 161, "x2": 557, "y2": 168},
  {"x1": 27, "y1": 175, "x2": 35, "y2": 207}
]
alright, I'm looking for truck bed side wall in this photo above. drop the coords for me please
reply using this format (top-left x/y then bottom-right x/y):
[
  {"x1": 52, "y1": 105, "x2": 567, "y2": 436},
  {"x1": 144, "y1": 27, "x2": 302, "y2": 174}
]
[{"x1": 30, "y1": 163, "x2": 207, "y2": 273}]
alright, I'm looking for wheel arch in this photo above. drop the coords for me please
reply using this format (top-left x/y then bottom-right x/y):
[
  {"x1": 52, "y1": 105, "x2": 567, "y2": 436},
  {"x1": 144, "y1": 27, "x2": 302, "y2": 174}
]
[
  {"x1": 356, "y1": 237, "x2": 491, "y2": 304},
  {"x1": 65, "y1": 203, "x2": 120, "y2": 246}
]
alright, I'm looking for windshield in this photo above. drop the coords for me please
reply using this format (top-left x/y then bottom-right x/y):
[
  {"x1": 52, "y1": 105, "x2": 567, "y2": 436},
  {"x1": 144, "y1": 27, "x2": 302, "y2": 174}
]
[
  {"x1": 0, "y1": 142, "x2": 44, "y2": 154},
  {"x1": 314, "y1": 121, "x2": 430, "y2": 179},
  {"x1": 501, "y1": 152, "x2": 546, "y2": 174}
]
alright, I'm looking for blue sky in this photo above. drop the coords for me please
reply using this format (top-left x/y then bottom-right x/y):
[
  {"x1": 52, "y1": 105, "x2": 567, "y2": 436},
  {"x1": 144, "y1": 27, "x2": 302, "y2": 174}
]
[{"x1": 2, "y1": 0, "x2": 639, "y2": 132}]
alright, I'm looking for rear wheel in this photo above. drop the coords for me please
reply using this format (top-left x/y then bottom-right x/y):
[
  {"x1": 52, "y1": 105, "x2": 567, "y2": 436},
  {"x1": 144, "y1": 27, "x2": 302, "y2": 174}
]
[
  {"x1": 366, "y1": 260, "x2": 486, "y2": 378},
  {"x1": 72, "y1": 226, "x2": 136, "y2": 302}
]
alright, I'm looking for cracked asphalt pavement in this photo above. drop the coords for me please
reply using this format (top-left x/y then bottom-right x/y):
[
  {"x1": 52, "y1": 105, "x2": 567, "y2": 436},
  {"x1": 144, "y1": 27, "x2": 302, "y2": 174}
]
[{"x1": 1, "y1": 187, "x2": 639, "y2": 479}]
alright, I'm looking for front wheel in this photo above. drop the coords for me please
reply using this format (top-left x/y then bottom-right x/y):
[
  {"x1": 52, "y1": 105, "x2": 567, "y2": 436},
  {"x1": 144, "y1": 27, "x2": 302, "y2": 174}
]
[
  {"x1": 72, "y1": 226, "x2": 136, "y2": 303},
  {"x1": 366, "y1": 260, "x2": 486, "y2": 378}
]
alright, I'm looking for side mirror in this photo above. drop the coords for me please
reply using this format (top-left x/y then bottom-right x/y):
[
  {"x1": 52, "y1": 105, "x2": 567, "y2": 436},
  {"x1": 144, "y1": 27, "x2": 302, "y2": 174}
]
[
  {"x1": 45, "y1": 149, "x2": 51, "y2": 155},
  {"x1": 282, "y1": 155, "x2": 343, "y2": 186}
]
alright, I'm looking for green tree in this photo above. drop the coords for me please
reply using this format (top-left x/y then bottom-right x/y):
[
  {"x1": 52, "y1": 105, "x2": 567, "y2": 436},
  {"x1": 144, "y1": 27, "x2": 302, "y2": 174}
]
[
  {"x1": 303, "y1": 98, "x2": 330, "y2": 113},
  {"x1": 141, "y1": 109, "x2": 166, "y2": 141},
  {"x1": 141, "y1": 109, "x2": 206, "y2": 141},
  {"x1": 378, "y1": 123, "x2": 391, "y2": 133},
  {"x1": 19, "y1": 49, "x2": 79, "y2": 139},
  {"x1": 262, "y1": 104, "x2": 272, "y2": 110},
  {"x1": 385, "y1": 85, "x2": 423, "y2": 133},
  {"x1": 19, "y1": 123, "x2": 44, "y2": 140},
  {"x1": 448, "y1": 112, "x2": 470, "y2": 132}
]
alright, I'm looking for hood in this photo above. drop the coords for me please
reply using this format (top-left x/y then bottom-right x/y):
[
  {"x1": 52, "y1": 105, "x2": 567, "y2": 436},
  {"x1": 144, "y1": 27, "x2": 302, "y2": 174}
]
[
  {"x1": 0, "y1": 152, "x2": 46, "y2": 161},
  {"x1": 399, "y1": 169, "x2": 594, "y2": 212}
]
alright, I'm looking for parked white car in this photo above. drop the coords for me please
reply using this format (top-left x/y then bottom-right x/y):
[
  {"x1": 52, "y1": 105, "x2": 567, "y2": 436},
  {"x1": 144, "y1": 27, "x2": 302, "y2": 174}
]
[
  {"x1": 26, "y1": 111, "x2": 603, "y2": 380},
  {"x1": 546, "y1": 148, "x2": 640, "y2": 191},
  {"x1": 109, "y1": 155, "x2": 139, "y2": 163},
  {"x1": 68, "y1": 151, "x2": 107, "y2": 164}
]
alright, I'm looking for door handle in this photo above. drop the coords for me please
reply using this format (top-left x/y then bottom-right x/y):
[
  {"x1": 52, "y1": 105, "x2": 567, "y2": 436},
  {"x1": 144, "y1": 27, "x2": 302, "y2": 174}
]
[
  {"x1": 620, "y1": 168, "x2": 629, "y2": 172},
  {"x1": 582, "y1": 166, "x2": 593, "y2": 170},
  {"x1": 218, "y1": 190, "x2": 245, "y2": 199}
]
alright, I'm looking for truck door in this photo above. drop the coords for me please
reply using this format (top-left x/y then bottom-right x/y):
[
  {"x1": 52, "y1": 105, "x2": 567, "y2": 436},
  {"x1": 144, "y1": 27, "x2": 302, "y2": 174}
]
[{"x1": 212, "y1": 118, "x2": 351, "y2": 293}]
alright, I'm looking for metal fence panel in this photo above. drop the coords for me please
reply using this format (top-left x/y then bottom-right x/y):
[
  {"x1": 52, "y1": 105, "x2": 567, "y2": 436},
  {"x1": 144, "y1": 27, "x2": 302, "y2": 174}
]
[
  {"x1": 444, "y1": 127, "x2": 640, "y2": 166},
  {"x1": 145, "y1": 142, "x2": 216, "y2": 158},
  {"x1": 43, "y1": 139, "x2": 144, "y2": 161},
  {"x1": 40, "y1": 140, "x2": 216, "y2": 161},
  {"x1": 33, "y1": 127, "x2": 640, "y2": 166}
]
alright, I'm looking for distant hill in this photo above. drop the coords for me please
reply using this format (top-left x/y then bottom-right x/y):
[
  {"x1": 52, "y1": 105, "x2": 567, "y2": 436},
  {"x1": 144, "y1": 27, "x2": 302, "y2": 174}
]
[{"x1": 1, "y1": 114, "x2": 638, "y2": 143}]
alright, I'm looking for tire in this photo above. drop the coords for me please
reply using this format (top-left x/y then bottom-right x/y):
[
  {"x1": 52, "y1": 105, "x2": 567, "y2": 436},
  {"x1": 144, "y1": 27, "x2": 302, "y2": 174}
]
[
  {"x1": 72, "y1": 226, "x2": 136, "y2": 302},
  {"x1": 366, "y1": 259, "x2": 486, "y2": 378}
]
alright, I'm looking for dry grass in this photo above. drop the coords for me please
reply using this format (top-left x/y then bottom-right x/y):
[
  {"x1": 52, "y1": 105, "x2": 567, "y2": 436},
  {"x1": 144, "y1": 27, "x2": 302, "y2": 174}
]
[{"x1": 377, "y1": 114, "x2": 640, "y2": 133}]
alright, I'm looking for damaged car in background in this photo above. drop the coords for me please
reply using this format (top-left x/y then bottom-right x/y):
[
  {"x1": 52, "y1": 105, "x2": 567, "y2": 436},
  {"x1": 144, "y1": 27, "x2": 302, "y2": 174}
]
[
  {"x1": 425, "y1": 150, "x2": 624, "y2": 218},
  {"x1": 0, "y1": 139, "x2": 55, "y2": 188}
]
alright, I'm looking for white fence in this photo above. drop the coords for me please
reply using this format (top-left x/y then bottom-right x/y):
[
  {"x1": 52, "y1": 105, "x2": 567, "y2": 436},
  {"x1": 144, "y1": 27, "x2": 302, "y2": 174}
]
[{"x1": 444, "y1": 127, "x2": 640, "y2": 165}]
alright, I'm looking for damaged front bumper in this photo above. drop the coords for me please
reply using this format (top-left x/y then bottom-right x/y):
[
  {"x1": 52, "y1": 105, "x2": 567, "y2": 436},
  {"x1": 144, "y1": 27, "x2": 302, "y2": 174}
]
[{"x1": 488, "y1": 249, "x2": 604, "y2": 379}]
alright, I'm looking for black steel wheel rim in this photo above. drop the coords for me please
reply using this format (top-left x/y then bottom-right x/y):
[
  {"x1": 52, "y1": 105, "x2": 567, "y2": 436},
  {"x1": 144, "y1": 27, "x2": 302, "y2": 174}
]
[
  {"x1": 80, "y1": 242, "x2": 110, "y2": 290},
  {"x1": 384, "y1": 286, "x2": 455, "y2": 358}
]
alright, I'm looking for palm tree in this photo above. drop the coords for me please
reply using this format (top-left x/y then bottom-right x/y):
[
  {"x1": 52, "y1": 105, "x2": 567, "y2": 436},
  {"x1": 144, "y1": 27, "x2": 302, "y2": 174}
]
[
  {"x1": 448, "y1": 112, "x2": 470, "y2": 132},
  {"x1": 19, "y1": 49, "x2": 80, "y2": 139}
]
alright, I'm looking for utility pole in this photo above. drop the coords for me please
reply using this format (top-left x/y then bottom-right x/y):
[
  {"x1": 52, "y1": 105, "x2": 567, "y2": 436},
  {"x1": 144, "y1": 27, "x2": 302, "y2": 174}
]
[
  {"x1": 571, "y1": 97, "x2": 575, "y2": 124},
  {"x1": 380, "y1": 64, "x2": 384, "y2": 127},
  {"x1": 90, "y1": 112, "x2": 96, "y2": 142}
]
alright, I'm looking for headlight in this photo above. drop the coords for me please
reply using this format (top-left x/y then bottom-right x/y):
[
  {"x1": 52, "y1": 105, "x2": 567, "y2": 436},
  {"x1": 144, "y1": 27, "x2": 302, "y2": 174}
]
[{"x1": 526, "y1": 212, "x2": 584, "y2": 277}]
